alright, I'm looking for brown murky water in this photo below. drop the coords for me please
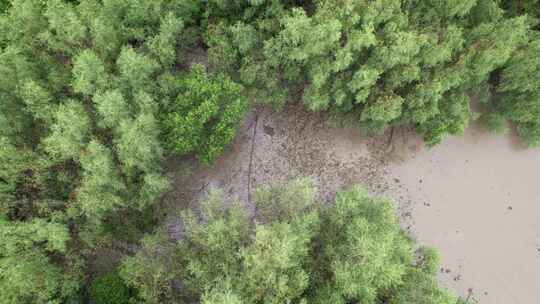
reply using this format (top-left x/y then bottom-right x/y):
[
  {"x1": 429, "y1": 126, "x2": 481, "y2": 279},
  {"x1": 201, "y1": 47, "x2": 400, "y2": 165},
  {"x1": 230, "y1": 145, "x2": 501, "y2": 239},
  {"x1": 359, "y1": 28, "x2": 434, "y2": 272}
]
[{"x1": 385, "y1": 125, "x2": 540, "y2": 304}]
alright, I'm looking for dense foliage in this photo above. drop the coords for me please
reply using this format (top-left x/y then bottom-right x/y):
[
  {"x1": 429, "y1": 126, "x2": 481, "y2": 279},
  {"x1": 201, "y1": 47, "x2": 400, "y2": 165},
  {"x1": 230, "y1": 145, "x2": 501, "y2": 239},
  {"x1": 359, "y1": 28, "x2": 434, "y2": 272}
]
[
  {"x1": 90, "y1": 270, "x2": 132, "y2": 304},
  {"x1": 484, "y1": 0, "x2": 540, "y2": 145},
  {"x1": 120, "y1": 179, "x2": 458, "y2": 304},
  {"x1": 490, "y1": 37, "x2": 540, "y2": 144},
  {"x1": 0, "y1": 1, "x2": 244, "y2": 302},
  {"x1": 0, "y1": 0, "x2": 8, "y2": 13},
  {"x1": 162, "y1": 64, "x2": 248, "y2": 164},
  {"x1": 206, "y1": 0, "x2": 539, "y2": 145}
]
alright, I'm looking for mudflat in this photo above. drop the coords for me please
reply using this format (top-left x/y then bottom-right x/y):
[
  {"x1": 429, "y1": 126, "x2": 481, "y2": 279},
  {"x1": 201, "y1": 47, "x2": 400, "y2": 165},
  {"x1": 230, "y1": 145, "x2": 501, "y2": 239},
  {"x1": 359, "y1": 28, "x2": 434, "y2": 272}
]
[
  {"x1": 386, "y1": 124, "x2": 540, "y2": 304},
  {"x1": 165, "y1": 107, "x2": 540, "y2": 303}
]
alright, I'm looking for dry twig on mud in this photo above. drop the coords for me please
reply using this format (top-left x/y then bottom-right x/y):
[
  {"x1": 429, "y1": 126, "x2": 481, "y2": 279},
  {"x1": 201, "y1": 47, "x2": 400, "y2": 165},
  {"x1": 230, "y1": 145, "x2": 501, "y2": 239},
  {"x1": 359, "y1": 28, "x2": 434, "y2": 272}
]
[{"x1": 247, "y1": 111, "x2": 260, "y2": 205}]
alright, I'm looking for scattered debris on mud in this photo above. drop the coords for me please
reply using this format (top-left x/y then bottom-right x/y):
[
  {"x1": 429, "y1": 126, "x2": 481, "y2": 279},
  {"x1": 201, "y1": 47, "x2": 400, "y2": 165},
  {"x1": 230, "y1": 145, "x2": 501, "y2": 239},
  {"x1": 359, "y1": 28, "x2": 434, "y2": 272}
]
[{"x1": 161, "y1": 105, "x2": 422, "y2": 239}]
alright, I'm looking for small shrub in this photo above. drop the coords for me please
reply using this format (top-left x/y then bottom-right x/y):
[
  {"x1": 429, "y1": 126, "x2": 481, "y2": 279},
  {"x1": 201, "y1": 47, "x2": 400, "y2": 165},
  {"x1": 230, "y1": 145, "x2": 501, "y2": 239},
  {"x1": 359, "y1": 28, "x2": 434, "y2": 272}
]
[
  {"x1": 480, "y1": 112, "x2": 508, "y2": 134},
  {"x1": 102, "y1": 206, "x2": 158, "y2": 243},
  {"x1": 90, "y1": 270, "x2": 132, "y2": 304},
  {"x1": 0, "y1": 0, "x2": 9, "y2": 14},
  {"x1": 162, "y1": 64, "x2": 248, "y2": 164}
]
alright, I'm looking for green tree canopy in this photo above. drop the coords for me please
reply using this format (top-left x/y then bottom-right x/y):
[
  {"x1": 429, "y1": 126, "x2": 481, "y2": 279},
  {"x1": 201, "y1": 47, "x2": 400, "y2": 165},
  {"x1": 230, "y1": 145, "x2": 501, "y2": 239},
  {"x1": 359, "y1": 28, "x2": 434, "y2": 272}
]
[
  {"x1": 206, "y1": 0, "x2": 535, "y2": 144},
  {"x1": 0, "y1": 1, "x2": 245, "y2": 301},
  {"x1": 0, "y1": 218, "x2": 77, "y2": 304},
  {"x1": 120, "y1": 179, "x2": 459, "y2": 304}
]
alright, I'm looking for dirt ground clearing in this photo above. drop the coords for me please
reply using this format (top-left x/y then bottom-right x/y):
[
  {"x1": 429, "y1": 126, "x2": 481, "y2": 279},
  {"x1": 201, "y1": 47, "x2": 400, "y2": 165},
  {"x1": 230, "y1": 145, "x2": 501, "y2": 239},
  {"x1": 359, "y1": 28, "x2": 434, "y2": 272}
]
[{"x1": 164, "y1": 107, "x2": 540, "y2": 303}]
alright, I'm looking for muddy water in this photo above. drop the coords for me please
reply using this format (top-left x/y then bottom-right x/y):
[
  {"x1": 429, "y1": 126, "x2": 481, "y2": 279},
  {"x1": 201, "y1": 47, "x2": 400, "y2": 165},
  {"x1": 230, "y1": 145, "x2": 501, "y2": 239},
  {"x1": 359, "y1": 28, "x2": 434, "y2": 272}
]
[{"x1": 385, "y1": 125, "x2": 540, "y2": 304}]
